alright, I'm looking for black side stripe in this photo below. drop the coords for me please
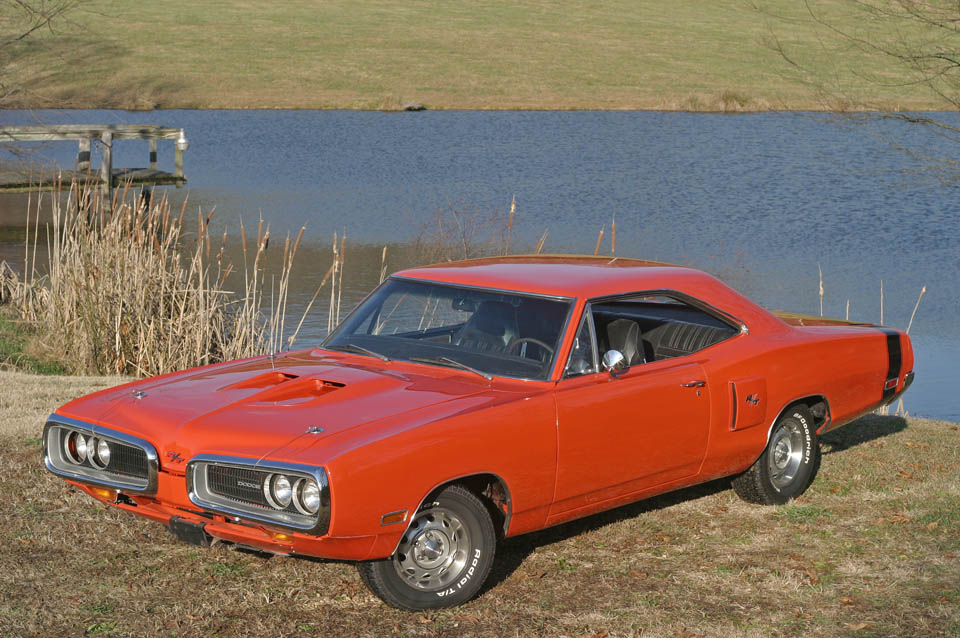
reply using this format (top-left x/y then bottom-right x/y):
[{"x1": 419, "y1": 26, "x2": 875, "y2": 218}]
[{"x1": 880, "y1": 328, "x2": 902, "y2": 401}]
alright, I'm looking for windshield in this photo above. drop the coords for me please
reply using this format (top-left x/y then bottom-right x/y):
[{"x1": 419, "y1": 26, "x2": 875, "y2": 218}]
[{"x1": 322, "y1": 278, "x2": 573, "y2": 380}]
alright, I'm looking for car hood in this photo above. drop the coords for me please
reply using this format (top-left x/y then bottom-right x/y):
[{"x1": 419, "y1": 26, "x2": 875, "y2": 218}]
[{"x1": 57, "y1": 349, "x2": 498, "y2": 467}]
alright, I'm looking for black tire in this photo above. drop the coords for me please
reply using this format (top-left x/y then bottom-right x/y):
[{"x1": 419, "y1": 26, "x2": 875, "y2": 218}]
[
  {"x1": 732, "y1": 405, "x2": 821, "y2": 505},
  {"x1": 357, "y1": 485, "x2": 496, "y2": 610}
]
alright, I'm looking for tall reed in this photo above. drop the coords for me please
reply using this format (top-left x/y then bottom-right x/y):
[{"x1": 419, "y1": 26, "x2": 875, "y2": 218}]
[{"x1": 0, "y1": 181, "x2": 326, "y2": 376}]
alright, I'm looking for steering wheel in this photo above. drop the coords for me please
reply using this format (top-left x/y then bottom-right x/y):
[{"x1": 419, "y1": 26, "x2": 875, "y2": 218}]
[{"x1": 507, "y1": 337, "x2": 555, "y2": 358}]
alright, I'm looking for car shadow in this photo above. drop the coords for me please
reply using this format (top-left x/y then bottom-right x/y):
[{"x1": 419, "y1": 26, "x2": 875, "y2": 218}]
[
  {"x1": 483, "y1": 476, "x2": 732, "y2": 594},
  {"x1": 483, "y1": 413, "x2": 909, "y2": 593},
  {"x1": 819, "y1": 414, "x2": 908, "y2": 453}
]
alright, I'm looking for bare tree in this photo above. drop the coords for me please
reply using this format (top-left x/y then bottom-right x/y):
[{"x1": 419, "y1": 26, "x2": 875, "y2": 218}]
[
  {"x1": 1, "y1": 0, "x2": 81, "y2": 107},
  {"x1": 753, "y1": 0, "x2": 960, "y2": 178}
]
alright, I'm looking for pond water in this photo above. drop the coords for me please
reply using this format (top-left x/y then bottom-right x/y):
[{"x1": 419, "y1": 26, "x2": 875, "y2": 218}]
[{"x1": 1, "y1": 109, "x2": 957, "y2": 420}]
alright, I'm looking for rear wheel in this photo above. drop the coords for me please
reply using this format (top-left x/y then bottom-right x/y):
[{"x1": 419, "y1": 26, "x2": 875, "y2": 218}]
[
  {"x1": 357, "y1": 485, "x2": 496, "y2": 610},
  {"x1": 732, "y1": 405, "x2": 820, "y2": 505}
]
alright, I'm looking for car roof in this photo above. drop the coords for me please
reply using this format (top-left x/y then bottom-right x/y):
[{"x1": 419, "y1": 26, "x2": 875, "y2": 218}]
[{"x1": 394, "y1": 254, "x2": 707, "y2": 299}]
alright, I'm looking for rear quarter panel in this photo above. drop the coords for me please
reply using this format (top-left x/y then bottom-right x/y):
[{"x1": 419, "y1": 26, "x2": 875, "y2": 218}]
[{"x1": 697, "y1": 324, "x2": 910, "y2": 480}]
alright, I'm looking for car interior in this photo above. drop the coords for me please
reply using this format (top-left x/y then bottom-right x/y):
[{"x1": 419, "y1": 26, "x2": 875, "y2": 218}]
[{"x1": 591, "y1": 297, "x2": 738, "y2": 364}]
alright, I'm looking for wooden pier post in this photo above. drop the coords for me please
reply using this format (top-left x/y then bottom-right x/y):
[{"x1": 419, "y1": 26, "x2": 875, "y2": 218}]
[
  {"x1": 149, "y1": 139, "x2": 158, "y2": 170},
  {"x1": 174, "y1": 144, "x2": 183, "y2": 179},
  {"x1": 100, "y1": 131, "x2": 113, "y2": 198},
  {"x1": 78, "y1": 139, "x2": 91, "y2": 174}
]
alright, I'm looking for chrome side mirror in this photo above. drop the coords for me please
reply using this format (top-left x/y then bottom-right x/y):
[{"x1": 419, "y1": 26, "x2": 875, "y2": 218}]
[{"x1": 602, "y1": 349, "x2": 628, "y2": 378}]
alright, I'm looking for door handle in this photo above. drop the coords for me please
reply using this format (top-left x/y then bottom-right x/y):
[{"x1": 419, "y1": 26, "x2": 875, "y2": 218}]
[{"x1": 681, "y1": 380, "x2": 706, "y2": 388}]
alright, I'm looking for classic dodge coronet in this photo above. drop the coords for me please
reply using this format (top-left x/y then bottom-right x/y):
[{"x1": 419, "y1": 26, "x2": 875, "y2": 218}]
[{"x1": 43, "y1": 256, "x2": 914, "y2": 610}]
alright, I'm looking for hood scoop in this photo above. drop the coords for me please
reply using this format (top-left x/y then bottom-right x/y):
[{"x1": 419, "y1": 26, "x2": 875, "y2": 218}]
[
  {"x1": 220, "y1": 371, "x2": 299, "y2": 391},
  {"x1": 250, "y1": 377, "x2": 345, "y2": 405}
]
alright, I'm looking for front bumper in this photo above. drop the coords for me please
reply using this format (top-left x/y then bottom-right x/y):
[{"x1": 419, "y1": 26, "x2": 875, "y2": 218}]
[{"x1": 70, "y1": 478, "x2": 378, "y2": 560}]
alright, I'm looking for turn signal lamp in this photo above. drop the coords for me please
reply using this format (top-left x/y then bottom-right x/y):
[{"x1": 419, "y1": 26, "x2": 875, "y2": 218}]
[{"x1": 92, "y1": 487, "x2": 118, "y2": 502}]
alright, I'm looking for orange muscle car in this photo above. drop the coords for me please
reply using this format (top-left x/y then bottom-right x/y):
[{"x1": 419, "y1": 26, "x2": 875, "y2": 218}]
[{"x1": 43, "y1": 256, "x2": 914, "y2": 610}]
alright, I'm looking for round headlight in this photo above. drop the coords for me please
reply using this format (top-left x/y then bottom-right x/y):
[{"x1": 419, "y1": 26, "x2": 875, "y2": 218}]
[
  {"x1": 264, "y1": 474, "x2": 293, "y2": 509},
  {"x1": 88, "y1": 437, "x2": 111, "y2": 468},
  {"x1": 64, "y1": 431, "x2": 87, "y2": 464},
  {"x1": 97, "y1": 439, "x2": 111, "y2": 465},
  {"x1": 294, "y1": 478, "x2": 321, "y2": 515}
]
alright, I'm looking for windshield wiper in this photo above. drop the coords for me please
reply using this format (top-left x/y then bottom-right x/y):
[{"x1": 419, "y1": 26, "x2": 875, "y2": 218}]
[
  {"x1": 326, "y1": 343, "x2": 390, "y2": 362},
  {"x1": 410, "y1": 356, "x2": 492, "y2": 381}
]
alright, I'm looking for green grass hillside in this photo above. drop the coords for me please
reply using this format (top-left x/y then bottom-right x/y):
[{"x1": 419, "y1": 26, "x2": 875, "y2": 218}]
[{"x1": 7, "y1": 0, "x2": 944, "y2": 110}]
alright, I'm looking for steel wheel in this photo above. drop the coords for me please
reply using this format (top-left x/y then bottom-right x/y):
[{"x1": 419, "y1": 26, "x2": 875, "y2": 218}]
[
  {"x1": 357, "y1": 484, "x2": 496, "y2": 610},
  {"x1": 731, "y1": 405, "x2": 820, "y2": 505},
  {"x1": 393, "y1": 507, "x2": 470, "y2": 591},
  {"x1": 767, "y1": 420, "x2": 805, "y2": 490}
]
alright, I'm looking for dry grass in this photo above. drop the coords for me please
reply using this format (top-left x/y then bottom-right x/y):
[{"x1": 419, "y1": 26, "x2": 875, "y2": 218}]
[
  {"x1": 0, "y1": 181, "x2": 323, "y2": 376},
  {"x1": 2, "y1": 370, "x2": 957, "y2": 637}
]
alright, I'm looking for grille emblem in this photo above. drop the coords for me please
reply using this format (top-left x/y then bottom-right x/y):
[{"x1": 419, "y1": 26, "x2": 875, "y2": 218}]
[
  {"x1": 236, "y1": 480, "x2": 260, "y2": 489},
  {"x1": 166, "y1": 451, "x2": 185, "y2": 464}
]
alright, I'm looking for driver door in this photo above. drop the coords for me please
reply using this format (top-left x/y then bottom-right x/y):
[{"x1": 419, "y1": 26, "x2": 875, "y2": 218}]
[{"x1": 549, "y1": 306, "x2": 711, "y2": 520}]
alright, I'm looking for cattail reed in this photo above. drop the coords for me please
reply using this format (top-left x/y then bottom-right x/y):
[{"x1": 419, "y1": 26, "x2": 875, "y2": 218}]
[{"x1": 0, "y1": 182, "x2": 334, "y2": 377}]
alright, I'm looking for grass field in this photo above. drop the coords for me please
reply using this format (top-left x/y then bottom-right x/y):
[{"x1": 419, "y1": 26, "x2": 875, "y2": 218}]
[
  {"x1": 6, "y1": 0, "x2": 943, "y2": 111},
  {"x1": 1, "y1": 370, "x2": 957, "y2": 637}
]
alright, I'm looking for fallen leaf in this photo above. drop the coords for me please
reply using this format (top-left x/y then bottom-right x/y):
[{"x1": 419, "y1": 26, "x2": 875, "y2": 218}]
[
  {"x1": 630, "y1": 570, "x2": 649, "y2": 579},
  {"x1": 839, "y1": 596, "x2": 855, "y2": 606},
  {"x1": 847, "y1": 622, "x2": 873, "y2": 631},
  {"x1": 458, "y1": 615, "x2": 480, "y2": 624},
  {"x1": 926, "y1": 521, "x2": 940, "y2": 531},
  {"x1": 896, "y1": 470, "x2": 914, "y2": 479},
  {"x1": 593, "y1": 630, "x2": 609, "y2": 638},
  {"x1": 417, "y1": 615, "x2": 432, "y2": 624}
]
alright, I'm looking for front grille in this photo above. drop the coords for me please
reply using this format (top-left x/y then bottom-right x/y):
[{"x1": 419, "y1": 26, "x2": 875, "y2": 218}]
[
  {"x1": 43, "y1": 416, "x2": 158, "y2": 494},
  {"x1": 207, "y1": 465, "x2": 270, "y2": 509},
  {"x1": 113, "y1": 444, "x2": 149, "y2": 479},
  {"x1": 55, "y1": 429, "x2": 149, "y2": 480},
  {"x1": 188, "y1": 456, "x2": 330, "y2": 534}
]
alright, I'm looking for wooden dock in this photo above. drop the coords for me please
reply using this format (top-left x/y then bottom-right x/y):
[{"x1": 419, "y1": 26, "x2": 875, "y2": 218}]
[{"x1": 0, "y1": 125, "x2": 188, "y2": 194}]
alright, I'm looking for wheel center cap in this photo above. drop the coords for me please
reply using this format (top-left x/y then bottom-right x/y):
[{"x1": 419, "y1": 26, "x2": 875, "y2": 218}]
[
  {"x1": 774, "y1": 440, "x2": 790, "y2": 467},
  {"x1": 413, "y1": 530, "x2": 448, "y2": 567}
]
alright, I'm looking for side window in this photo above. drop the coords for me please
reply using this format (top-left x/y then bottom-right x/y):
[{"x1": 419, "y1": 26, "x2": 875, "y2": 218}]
[
  {"x1": 564, "y1": 312, "x2": 597, "y2": 377},
  {"x1": 592, "y1": 294, "x2": 738, "y2": 363}
]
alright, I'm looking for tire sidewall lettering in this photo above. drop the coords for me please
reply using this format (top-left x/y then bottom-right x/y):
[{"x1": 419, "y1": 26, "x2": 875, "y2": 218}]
[
  {"x1": 791, "y1": 412, "x2": 813, "y2": 466},
  {"x1": 435, "y1": 544, "x2": 483, "y2": 597}
]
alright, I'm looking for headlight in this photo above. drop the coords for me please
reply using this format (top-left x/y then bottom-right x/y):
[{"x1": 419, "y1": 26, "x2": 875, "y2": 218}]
[
  {"x1": 88, "y1": 437, "x2": 111, "y2": 469},
  {"x1": 97, "y1": 439, "x2": 111, "y2": 465},
  {"x1": 294, "y1": 478, "x2": 321, "y2": 515},
  {"x1": 64, "y1": 431, "x2": 87, "y2": 464},
  {"x1": 264, "y1": 474, "x2": 293, "y2": 509}
]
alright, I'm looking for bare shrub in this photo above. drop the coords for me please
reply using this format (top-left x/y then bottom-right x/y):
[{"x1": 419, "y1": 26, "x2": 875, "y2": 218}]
[{"x1": 414, "y1": 197, "x2": 517, "y2": 263}]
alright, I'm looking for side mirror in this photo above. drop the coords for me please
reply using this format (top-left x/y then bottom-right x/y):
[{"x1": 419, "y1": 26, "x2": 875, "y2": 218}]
[{"x1": 602, "y1": 349, "x2": 628, "y2": 378}]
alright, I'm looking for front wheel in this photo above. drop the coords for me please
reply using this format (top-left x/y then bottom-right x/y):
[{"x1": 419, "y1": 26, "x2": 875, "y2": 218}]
[
  {"x1": 732, "y1": 405, "x2": 821, "y2": 505},
  {"x1": 357, "y1": 485, "x2": 496, "y2": 610}
]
